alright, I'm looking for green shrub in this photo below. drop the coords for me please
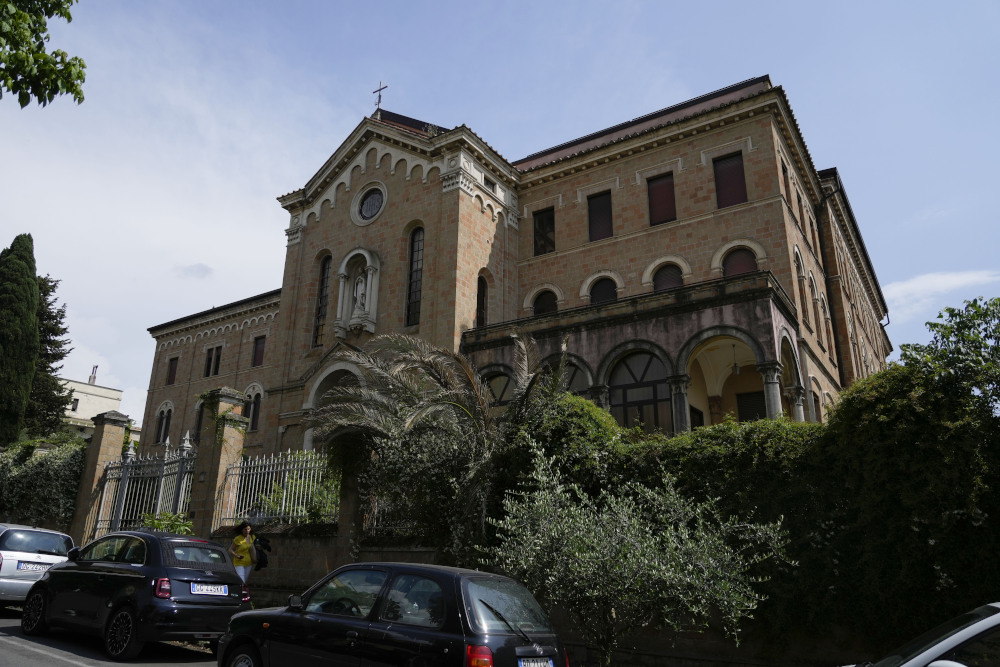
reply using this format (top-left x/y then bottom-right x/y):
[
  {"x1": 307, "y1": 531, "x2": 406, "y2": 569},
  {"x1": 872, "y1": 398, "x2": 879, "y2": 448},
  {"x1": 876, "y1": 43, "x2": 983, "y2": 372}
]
[{"x1": 0, "y1": 435, "x2": 86, "y2": 530}]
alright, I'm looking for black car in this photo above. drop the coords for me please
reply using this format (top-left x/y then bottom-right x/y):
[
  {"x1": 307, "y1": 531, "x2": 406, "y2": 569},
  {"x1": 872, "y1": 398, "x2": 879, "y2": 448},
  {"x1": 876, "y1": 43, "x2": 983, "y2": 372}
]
[
  {"x1": 20, "y1": 530, "x2": 249, "y2": 660},
  {"x1": 217, "y1": 561, "x2": 568, "y2": 667}
]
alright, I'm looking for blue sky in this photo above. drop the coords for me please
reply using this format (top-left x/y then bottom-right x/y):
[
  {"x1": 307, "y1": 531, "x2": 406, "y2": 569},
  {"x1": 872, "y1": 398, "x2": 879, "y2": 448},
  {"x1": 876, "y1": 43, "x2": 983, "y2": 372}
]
[{"x1": 2, "y1": 0, "x2": 998, "y2": 426}]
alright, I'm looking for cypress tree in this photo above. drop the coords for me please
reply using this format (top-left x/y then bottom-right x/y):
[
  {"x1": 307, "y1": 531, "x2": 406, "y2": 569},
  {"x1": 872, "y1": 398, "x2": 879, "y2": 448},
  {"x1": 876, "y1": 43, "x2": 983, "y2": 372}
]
[
  {"x1": 0, "y1": 234, "x2": 40, "y2": 445},
  {"x1": 23, "y1": 275, "x2": 73, "y2": 437}
]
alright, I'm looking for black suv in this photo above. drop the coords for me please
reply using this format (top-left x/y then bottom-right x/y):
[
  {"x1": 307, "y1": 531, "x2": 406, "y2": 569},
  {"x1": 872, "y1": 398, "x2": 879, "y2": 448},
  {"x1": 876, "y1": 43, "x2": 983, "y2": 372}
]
[
  {"x1": 21, "y1": 530, "x2": 249, "y2": 660},
  {"x1": 217, "y1": 561, "x2": 567, "y2": 667}
]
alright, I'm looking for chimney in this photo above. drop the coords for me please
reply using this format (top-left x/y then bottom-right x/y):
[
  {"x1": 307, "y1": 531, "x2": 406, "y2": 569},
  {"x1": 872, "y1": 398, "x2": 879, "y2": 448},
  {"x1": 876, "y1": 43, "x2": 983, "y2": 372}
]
[{"x1": 88, "y1": 365, "x2": 98, "y2": 385}]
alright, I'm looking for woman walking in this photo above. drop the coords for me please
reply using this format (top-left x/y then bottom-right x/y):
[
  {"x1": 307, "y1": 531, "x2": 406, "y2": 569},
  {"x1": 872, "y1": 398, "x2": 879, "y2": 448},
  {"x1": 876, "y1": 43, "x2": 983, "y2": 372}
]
[{"x1": 229, "y1": 521, "x2": 257, "y2": 582}]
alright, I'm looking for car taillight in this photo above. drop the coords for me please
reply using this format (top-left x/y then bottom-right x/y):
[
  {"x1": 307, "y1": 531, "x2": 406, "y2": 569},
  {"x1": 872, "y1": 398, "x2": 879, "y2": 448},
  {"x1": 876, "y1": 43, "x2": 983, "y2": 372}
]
[
  {"x1": 241, "y1": 583, "x2": 250, "y2": 603},
  {"x1": 564, "y1": 647, "x2": 571, "y2": 667},
  {"x1": 154, "y1": 577, "x2": 171, "y2": 599},
  {"x1": 466, "y1": 644, "x2": 493, "y2": 667}
]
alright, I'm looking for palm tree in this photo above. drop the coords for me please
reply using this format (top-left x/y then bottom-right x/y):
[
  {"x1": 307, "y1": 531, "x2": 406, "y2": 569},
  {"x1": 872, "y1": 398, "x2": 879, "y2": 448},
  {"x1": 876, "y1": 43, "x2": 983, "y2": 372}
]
[{"x1": 310, "y1": 332, "x2": 558, "y2": 559}]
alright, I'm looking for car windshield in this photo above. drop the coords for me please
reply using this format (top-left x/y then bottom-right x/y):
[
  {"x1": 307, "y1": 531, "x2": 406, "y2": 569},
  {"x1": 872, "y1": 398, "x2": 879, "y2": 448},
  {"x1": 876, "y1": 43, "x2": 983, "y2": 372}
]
[
  {"x1": 463, "y1": 576, "x2": 554, "y2": 635},
  {"x1": 0, "y1": 529, "x2": 72, "y2": 556},
  {"x1": 872, "y1": 605, "x2": 1000, "y2": 667}
]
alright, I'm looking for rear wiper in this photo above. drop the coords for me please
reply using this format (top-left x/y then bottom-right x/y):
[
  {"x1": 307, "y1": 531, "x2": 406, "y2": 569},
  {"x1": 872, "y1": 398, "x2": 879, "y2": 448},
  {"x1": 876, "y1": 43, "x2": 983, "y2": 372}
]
[{"x1": 478, "y1": 599, "x2": 532, "y2": 644}]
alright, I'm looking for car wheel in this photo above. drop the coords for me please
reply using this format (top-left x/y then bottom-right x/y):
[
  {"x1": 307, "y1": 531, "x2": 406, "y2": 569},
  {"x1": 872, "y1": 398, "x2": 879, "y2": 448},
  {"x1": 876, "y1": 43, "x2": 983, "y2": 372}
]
[
  {"x1": 104, "y1": 606, "x2": 144, "y2": 660},
  {"x1": 225, "y1": 643, "x2": 262, "y2": 667},
  {"x1": 20, "y1": 590, "x2": 48, "y2": 636}
]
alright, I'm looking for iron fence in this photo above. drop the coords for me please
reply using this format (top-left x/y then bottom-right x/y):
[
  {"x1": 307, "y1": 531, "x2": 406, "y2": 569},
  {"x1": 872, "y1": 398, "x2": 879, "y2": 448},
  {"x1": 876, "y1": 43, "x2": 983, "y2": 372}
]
[{"x1": 214, "y1": 450, "x2": 339, "y2": 531}]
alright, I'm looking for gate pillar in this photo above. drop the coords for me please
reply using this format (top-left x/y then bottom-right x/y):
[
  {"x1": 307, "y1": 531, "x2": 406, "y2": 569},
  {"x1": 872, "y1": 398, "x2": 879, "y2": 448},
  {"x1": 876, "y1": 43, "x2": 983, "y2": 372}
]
[
  {"x1": 188, "y1": 388, "x2": 248, "y2": 538},
  {"x1": 69, "y1": 410, "x2": 130, "y2": 546}
]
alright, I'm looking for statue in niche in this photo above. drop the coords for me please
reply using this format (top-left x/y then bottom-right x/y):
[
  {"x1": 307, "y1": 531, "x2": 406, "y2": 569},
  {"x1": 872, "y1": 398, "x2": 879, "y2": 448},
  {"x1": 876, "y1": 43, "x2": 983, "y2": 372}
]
[{"x1": 352, "y1": 273, "x2": 367, "y2": 319}]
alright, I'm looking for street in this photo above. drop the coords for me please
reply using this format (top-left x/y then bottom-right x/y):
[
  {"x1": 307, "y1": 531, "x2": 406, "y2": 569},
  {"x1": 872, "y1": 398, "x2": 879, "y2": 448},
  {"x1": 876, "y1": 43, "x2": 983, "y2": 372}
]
[{"x1": 0, "y1": 607, "x2": 216, "y2": 667}]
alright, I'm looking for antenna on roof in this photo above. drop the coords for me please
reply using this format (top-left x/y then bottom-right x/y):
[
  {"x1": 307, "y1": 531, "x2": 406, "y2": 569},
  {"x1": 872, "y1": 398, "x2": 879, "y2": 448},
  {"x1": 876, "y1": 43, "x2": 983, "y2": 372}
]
[{"x1": 373, "y1": 81, "x2": 388, "y2": 120}]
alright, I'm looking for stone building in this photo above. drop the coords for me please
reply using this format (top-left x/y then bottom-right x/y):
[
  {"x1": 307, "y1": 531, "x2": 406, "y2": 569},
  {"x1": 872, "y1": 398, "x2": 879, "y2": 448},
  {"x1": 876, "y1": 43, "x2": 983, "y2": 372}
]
[{"x1": 141, "y1": 75, "x2": 891, "y2": 455}]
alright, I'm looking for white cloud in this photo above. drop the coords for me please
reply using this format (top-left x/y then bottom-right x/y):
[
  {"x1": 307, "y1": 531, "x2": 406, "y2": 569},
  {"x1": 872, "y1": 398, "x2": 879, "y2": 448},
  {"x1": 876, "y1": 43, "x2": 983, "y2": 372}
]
[{"x1": 884, "y1": 270, "x2": 1000, "y2": 324}]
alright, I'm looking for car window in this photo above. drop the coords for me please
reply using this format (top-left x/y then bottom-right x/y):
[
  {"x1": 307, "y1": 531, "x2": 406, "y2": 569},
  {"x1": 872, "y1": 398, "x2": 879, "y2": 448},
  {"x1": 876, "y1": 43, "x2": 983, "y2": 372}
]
[
  {"x1": 941, "y1": 624, "x2": 1000, "y2": 667},
  {"x1": 872, "y1": 605, "x2": 1000, "y2": 667},
  {"x1": 305, "y1": 569, "x2": 387, "y2": 617},
  {"x1": 120, "y1": 537, "x2": 146, "y2": 564},
  {"x1": 0, "y1": 529, "x2": 72, "y2": 556},
  {"x1": 380, "y1": 574, "x2": 445, "y2": 628},
  {"x1": 464, "y1": 577, "x2": 554, "y2": 635},
  {"x1": 167, "y1": 544, "x2": 227, "y2": 567},
  {"x1": 80, "y1": 536, "x2": 129, "y2": 562}
]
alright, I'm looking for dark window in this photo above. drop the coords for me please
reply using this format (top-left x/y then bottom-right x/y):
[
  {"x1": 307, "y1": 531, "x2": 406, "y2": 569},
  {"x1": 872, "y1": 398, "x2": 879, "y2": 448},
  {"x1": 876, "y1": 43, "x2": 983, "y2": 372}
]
[
  {"x1": 193, "y1": 403, "x2": 204, "y2": 444},
  {"x1": 690, "y1": 406, "x2": 705, "y2": 428},
  {"x1": 736, "y1": 391, "x2": 767, "y2": 422},
  {"x1": 313, "y1": 256, "x2": 332, "y2": 347},
  {"x1": 406, "y1": 228, "x2": 424, "y2": 326},
  {"x1": 487, "y1": 373, "x2": 513, "y2": 405},
  {"x1": 483, "y1": 176, "x2": 496, "y2": 194},
  {"x1": 590, "y1": 278, "x2": 617, "y2": 305},
  {"x1": 251, "y1": 336, "x2": 266, "y2": 367},
  {"x1": 652, "y1": 264, "x2": 683, "y2": 291},
  {"x1": 166, "y1": 357, "x2": 178, "y2": 385},
  {"x1": 722, "y1": 248, "x2": 758, "y2": 276},
  {"x1": 476, "y1": 276, "x2": 487, "y2": 328},
  {"x1": 647, "y1": 174, "x2": 676, "y2": 225},
  {"x1": 533, "y1": 208, "x2": 555, "y2": 256},
  {"x1": 305, "y1": 569, "x2": 388, "y2": 617},
  {"x1": 533, "y1": 290, "x2": 557, "y2": 315},
  {"x1": 608, "y1": 352, "x2": 672, "y2": 433},
  {"x1": 587, "y1": 191, "x2": 613, "y2": 242},
  {"x1": 713, "y1": 152, "x2": 748, "y2": 208},
  {"x1": 797, "y1": 192, "x2": 805, "y2": 226},
  {"x1": 204, "y1": 346, "x2": 222, "y2": 377},
  {"x1": 358, "y1": 188, "x2": 384, "y2": 221},
  {"x1": 812, "y1": 391, "x2": 822, "y2": 422},
  {"x1": 71, "y1": 398, "x2": 79, "y2": 412},
  {"x1": 781, "y1": 161, "x2": 790, "y2": 198},
  {"x1": 243, "y1": 392, "x2": 261, "y2": 431},
  {"x1": 155, "y1": 408, "x2": 172, "y2": 444}
]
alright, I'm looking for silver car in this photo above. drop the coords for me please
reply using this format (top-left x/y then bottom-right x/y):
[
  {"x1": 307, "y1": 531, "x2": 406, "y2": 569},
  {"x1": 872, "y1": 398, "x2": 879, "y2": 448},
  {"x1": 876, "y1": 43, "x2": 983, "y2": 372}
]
[{"x1": 0, "y1": 523, "x2": 73, "y2": 605}]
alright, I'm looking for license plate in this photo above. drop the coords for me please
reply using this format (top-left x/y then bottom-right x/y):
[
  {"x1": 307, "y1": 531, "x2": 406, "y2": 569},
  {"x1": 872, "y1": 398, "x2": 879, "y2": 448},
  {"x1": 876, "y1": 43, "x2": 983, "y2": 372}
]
[
  {"x1": 518, "y1": 660, "x2": 553, "y2": 667},
  {"x1": 191, "y1": 583, "x2": 228, "y2": 595},
  {"x1": 17, "y1": 561, "x2": 50, "y2": 572}
]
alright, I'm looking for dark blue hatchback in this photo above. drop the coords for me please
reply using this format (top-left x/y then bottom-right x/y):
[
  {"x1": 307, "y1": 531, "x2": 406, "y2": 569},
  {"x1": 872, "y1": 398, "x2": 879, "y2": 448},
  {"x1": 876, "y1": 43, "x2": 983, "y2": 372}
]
[
  {"x1": 21, "y1": 530, "x2": 250, "y2": 660},
  {"x1": 217, "y1": 561, "x2": 567, "y2": 667}
]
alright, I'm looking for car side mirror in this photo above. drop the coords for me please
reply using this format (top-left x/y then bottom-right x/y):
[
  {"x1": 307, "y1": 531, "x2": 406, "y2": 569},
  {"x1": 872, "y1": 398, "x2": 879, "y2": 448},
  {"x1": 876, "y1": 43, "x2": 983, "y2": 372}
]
[
  {"x1": 67, "y1": 547, "x2": 81, "y2": 562},
  {"x1": 288, "y1": 594, "x2": 304, "y2": 611}
]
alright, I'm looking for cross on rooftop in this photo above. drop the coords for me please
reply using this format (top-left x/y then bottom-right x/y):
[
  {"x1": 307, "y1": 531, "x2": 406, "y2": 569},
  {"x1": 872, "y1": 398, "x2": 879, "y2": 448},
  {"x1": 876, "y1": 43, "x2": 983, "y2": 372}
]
[{"x1": 373, "y1": 81, "x2": 387, "y2": 114}]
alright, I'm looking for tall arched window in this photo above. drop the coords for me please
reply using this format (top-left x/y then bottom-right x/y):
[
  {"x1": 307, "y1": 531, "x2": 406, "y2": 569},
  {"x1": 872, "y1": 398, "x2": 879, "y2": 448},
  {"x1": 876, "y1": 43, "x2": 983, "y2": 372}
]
[
  {"x1": 313, "y1": 256, "x2": 332, "y2": 347},
  {"x1": 406, "y1": 228, "x2": 424, "y2": 326},
  {"x1": 722, "y1": 248, "x2": 757, "y2": 276},
  {"x1": 810, "y1": 280, "x2": 822, "y2": 342},
  {"x1": 476, "y1": 276, "x2": 488, "y2": 328},
  {"x1": 243, "y1": 391, "x2": 262, "y2": 431},
  {"x1": 795, "y1": 255, "x2": 809, "y2": 327},
  {"x1": 155, "y1": 407, "x2": 172, "y2": 444},
  {"x1": 652, "y1": 264, "x2": 683, "y2": 291},
  {"x1": 533, "y1": 290, "x2": 557, "y2": 316},
  {"x1": 590, "y1": 278, "x2": 618, "y2": 305},
  {"x1": 608, "y1": 352, "x2": 671, "y2": 433}
]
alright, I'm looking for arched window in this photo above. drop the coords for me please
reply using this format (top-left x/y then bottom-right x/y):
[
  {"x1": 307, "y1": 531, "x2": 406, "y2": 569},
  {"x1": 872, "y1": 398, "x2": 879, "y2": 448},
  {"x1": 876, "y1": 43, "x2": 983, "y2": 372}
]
[
  {"x1": 192, "y1": 403, "x2": 204, "y2": 444},
  {"x1": 406, "y1": 228, "x2": 424, "y2": 326},
  {"x1": 810, "y1": 281, "x2": 822, "y2": 342},
  {"x1": 155, "y1": 408, "x2": 172, "y2": 444},
  {"x1": 313, "y1": 256, "x2": 332, "y2": 347},
  {"x1": 652, "y1": 264, "x2": 683, "y2": 291},
  {"x1": 590, "y1": 278, "x2": 618, "y2": 305},
  {"x1": 795, "y1": 256, "x2": 809, "y2": 327},
  {"x1": 533, "y1": 290, "x2": 557, "y2": 316},
  {"x1": 476, "y1": 276, "x2": 488, "y2": 328},
  {"x1": 608, "y1": 352, "x2": 671, "y2": 432},
  {"x1": 486, "y1": 373, "x2": 513, "y2": 406},
  {"x1": 722, "y1": 248, "x2": 757, "y2": 276},
  {"x1": 243, "y1": 392, "x2": 262, "y2": 431}
]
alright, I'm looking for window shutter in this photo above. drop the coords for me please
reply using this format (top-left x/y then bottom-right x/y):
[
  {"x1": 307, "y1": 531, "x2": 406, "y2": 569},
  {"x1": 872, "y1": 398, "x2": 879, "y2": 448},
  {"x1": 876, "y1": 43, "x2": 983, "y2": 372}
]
[
  {"x1": 588, "y1": 192, "x2": 613, "y2": 241},
  {"x1": 533, "y1": 290, "x2": 557, "y2": 315},
  {"x1": 713, "y1": 152, "x2": 748, "y2": 208},
  {"x1": 653, "y1": 264, "x2": 683, "y2": 291},
  {"x1": 647, "y1": 174, "x2": 676, "y2": 225},
  {"x1": 590, "y1": 278, "x2": 618, "y2": 304},
  {"x1": 723, "y1": 248, "x2": 758, "y2": 276}
]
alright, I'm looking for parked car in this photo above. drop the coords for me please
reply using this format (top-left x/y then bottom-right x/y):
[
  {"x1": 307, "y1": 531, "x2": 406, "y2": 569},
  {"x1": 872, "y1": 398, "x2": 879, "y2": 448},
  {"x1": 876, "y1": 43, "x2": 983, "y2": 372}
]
[
  {"x1": 20, "y1": 530, "x2": 250, "y2": 660},
  {"x1": 846, "y1": 602, "x2": 1000, "y2": 667},
  {"x1": 0, "y1": 523, "x2": 73, "y2": 606},
  {"x1": 217, "y1": 561, "x2": 568, "y2": 667}
]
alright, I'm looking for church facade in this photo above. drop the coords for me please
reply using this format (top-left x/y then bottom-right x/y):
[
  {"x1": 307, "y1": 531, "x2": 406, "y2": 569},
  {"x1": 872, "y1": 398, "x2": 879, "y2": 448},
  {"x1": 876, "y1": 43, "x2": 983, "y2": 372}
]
[{"x1": 141, "y1": 76, "x2": 891, "y2": 455}]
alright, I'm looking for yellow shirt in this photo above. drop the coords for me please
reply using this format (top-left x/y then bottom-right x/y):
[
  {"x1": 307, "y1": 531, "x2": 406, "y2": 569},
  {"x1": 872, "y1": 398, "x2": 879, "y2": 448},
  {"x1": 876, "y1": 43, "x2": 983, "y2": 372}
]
[{"x1": 231, "y1": 534, "x2": 256, "y2": 566}]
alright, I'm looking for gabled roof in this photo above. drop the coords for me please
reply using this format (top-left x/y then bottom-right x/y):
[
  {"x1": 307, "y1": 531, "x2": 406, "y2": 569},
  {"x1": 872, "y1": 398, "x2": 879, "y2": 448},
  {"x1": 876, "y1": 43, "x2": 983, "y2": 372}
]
[
  {"x1": 371, "y1": 109, "x2": 452, "y2": 137},
  {"x1": 512, "y1": 75, "x2": 773, "y2": 172}
]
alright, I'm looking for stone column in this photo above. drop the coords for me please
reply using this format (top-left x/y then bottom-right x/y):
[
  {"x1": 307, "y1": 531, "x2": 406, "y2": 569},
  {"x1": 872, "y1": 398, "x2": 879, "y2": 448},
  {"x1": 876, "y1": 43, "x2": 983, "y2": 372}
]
[
  {"x1": 69, "y1": 410, "x2": 130, "y2": 545},
  {"x1": 668, "y1": 374, "x2": 691, "y2": 433},
  {"x1": 188, "y1": 387, "x2": 248, "y2": 539},
  {"x1": 784, "y1": 385, "x2": 806, "y2": 422},
  {"x1": 757, "y1": 362, "x2": 784, "y2": 420}
]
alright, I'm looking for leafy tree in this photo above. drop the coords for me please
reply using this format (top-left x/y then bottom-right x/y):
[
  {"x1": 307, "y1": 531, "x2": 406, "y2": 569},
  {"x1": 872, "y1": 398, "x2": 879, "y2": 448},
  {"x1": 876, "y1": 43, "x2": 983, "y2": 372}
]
[
  {"x1": 311, "y1": 333, "x2": 555, "y2": 559},
  {"x1": 0, "y1": 0, "x2": 86, "y2": 107},
  {"x1": 22, "y1": 274, "x2": 73, "y2": 437},
  {"x1": 487, "y1": 448, "x2": 788, "y2": 667},
  {"x1": 901, "y1": 296, "x2": 1000, "y2": 414},
  {"x1": 0, "y1": 233, "x2": 40, "y2": 445},
  {"x1": 0, "y1": 433, "x2": 85, "y2": 529}
]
